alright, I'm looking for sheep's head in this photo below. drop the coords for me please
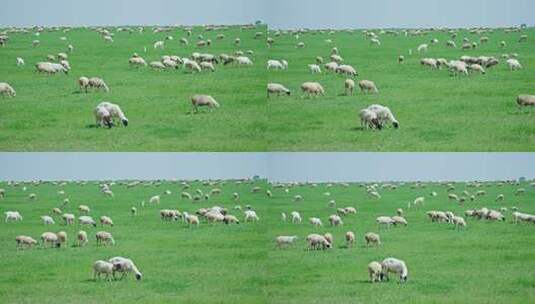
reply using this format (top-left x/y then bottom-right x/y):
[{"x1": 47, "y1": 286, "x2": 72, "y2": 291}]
[
  {"x1": 135, "y1": 273, "x2": 142, "y2": 280},
  {"x1": 392, "y1": 121, "x2": 400, "y2": 129},
  {"x1": 121, "y1": 118, "x2": 129, "y2": 127}
]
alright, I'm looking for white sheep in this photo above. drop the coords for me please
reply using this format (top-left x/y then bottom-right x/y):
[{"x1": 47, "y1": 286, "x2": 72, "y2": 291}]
[
  {"x1": 417, "y1": 44, "x2": 428, "y2": 52},
  {"x1": 35, "y1": 62, "x2": 68, "y2": 74},
  {"x1": 517, "y1": 95, "x2": 535, "y2": 108},
  {"x1": 41, "y1": 215, "x2": 55, "y2": 225},
  {"x1": 93, "y1": 260, "x2": 114, "y2": 281},
  {"x1": 309, "y1": 217, "x2": 323, "y2": 227},
  {"x1": 16, "y1": 235, "x2": 37, "y2": 249},
  {"x1": 368, "y1": 261, "x2": 382, "y2": 282},
  {"x1": 359, "y1": 108, "x2": 381, "y2": 130},
  {"x1": 79, "y1": 215, "x2": 97, "y2": 227},
  {"x1": 79, "y1": 77, "x2": 89, "y2": 92},
  {"x1": 16, "y1": 57, "x2": 25, "y2": 66},
  {"x1": 309, "y1": 64, "x2": 321, "y2": 74},
  {"x1": 236, "y1": 56, "x2": 253, "y2": 65},
  {"x1": 291, "y1": 211, "x2": 302, "y2": 223},
  {"x1": 94, "y1": 101, "x2": 129, "y2": 128},
  {"x1": 336, "y1": 65, "x2": 357, "y2": 77},
  {"x1": 276, "y1": 235, "x2": 298, "y2": 248},
  {"x1": 41, "y1": 232, "x2": 60, "y2": 248},
  {"x1": 96, "y1": 231, "x2": 115, "y2": 246},
  {"x1": 5, "y1": 211, "x2": 22, "y2": 222},
  {"x1": 244, "y1": 210, "x2": 259, "y2": 222},
  {"x1": 328, "y1": 214, "x2": 343, "y2": 226},
  {"x1": 109, "y1": 257, "x2": 142, "y2": 280},
  {"x1": 191, "y1": 95, "x2": 220, "y2": 112},
  {"x1": 267, "y1": 60, "x2": 287, "y2": 70},
  {"x1": 267, "y1": 83, "x2": 291, "y2": 98},
  {"x1": 78, "y1": 230, "x2": 88, "y2": 247},
  {"x1": 301, "y1": 82, "x2": 325, "y2": 97},
  {"x1": 183, "y1": 212, "x2": 200, "y2": 227},
  {"x1": 364, "y1": 232, "x2": 381, "y2": 247},
  {"x1": 345, "y1": 231, "x2": 355, "y2": 247},
  {"x1": 506, "y1": 58, "x2": 522, "y2": 71},
  {"x1": 367, "y1": 104, "x2": 400, "y2": 129},
  {"x1": 306, "y1": 234, "x2": 332, "y2": 250},
  {"x1": 345, "y1": 79, "x2": 355, "y2": 95},
  {"x1": 100, "y1": 216, "x2": 114, "y2": 227},
  {"x1": 128, "y1": 57, "x2": 147, "y2": 67},
  {"x1": 62, "y1": 213, "x2": 75, "y2": 225},
  {"x1": 452, "y1": 216, "x2": 466, "y2": 229},
  {"x1": 200, "y1": 61, "x2": 215, "y2": 72},
  {"x1": 358, "y1": 80, "x2": 378, "y2": 94},
  {"x1": 381, "y1": 258, "x2": 408, "y2": 282},
  {"x1": 153, "y1": 41, "x2": 164, "y2": 49},
  {"x1": 88, "y1": 77, "x2": 110, "y2": 92}
]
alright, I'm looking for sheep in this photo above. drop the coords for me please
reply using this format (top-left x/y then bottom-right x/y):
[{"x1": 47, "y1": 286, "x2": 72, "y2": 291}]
[
  {"x1": 276, "y1": 235, "x2": 298, "y2": 248},
  {"x1": 41, "y1": 232, "x2": 60, "y2": 248},
  {"x1": 469, "y1": 64, "x2": 486, "y2": 74},
  {"x1": 359, "y1": 109, "x2": 382, "y2": 130},
  {"x1": 517, "y1": 95, "x2": 535, "y2": 108},
  {"x1": 281, "y1": 212, "x2": 287, "y2": 221},
  {"x1": 16, "y1": 236, "x2": 37, "y2": 249},
  {"x1": 35, "y1": 62, "x2": 68, "y2": 74},
  {"x1": 236, "y1": 56, "x2": 253, "y2": 65},
  {"x1": 267, "y1": 60, "x2": 287, "y2": 70},
  {"x1": 487, "y1": 210, "x2": 505, "y2": 221},
  {"x1": 448, "y1": 61, "x2": 469, "y2": 76},
  {"x1": 411, "y1": 196, "x2": 425, "y2": 208},
  {"x1": 344, "y1": 207, "x2": 357, "y2": 214},
  {"x1": 244, "y1": 210, "x2": 259, "y2": 222},
  {"x1": 200, "y1": 61, "x2": 215, "y2": 72},
  {"x1": 62, "y1": 213, "x2": 75, "y2": 225},
  {"x1": 398, "y1": 55, "x2": 404, "y2": 64},
  {"x1": 191, "y1": 95, "x2": 220, "y2": 112},
  {"x1": 267, "y1": 83, "x2": 291, "y2": 98},
  {"x1": 367, "y1": 104, "x2": 399, "y2": 129},
  {"x1": 495, "y1": 194, "x2": 505, "y2": 202},
  {"x1": 452, "y1": 216, "x2": 466, "y2": 229},
  {"x1": 78, "y1": 205, "x2": 90, "y2": 214},
  {"x1": 309, "y1": 217, "x2": 323, "y2": 227},
  {"x1": 96, "y1": 231, "x2": 115, "y2": 246},
  {"x1": 79, "y1": 77, "x2": 89, "y2": 92},
  {"x1": 364, "y1": 232, "x2": 381, "y2": 247},
  {"x1": 328, "y1": 214, "x2": 343, "y2": 226},
  {"x1": 448, "y1": 193, "x2": 459, "y2": 201},
  {"x1": 78, "y1": 230, "x2": 88, "y2": 247},
  {"x1": 358, "y1": 80, "x2": 378, "y2": 94},
  {"x1": 345, "y1": 231, "x2": 355, "y2": 247},
  {"x1": 223, "y1": 215, "x2": 239, "y2": 224},
  {"x1": 68, "y1": 44, "x2": 74, "y2": 52},
  {"x1": 506, "y1": 59, "x2": 522, "y2": 71},
  {"x1": 5, "y1": 211, "x2": 22, "y2": 223},
  {"x1": 79, "y1": 215, "x2": 97, "y2": 227},
  {"x1": 94, "y1": 102, "x2": 128, "y2": 128},
  {"x1": 316, "y1": 56, "x2": 324, "y2": 64},
  {"x1": 301, "y1": 82, "x2": 325, "y2": 97},
  {"x1": 500, "y1": 41, "x2": 506, "y2": 48},
  {"x1": 183, "y1": 212, "x2": 200, "y2": 227},
  {"x1": 88, "y1": 77, "x2": 110, "y2": 92},
  {"x1": 336, "y1": 64, "x2": 358, "y2": 78},
  {"x1": 150, "y1": 61, "x2": 166, "y2": 70},
  {"x1": 93, "y1": 260, "x2": 114, "y2": 281},
  {"x1": 370, "y1": 38, "x2": 381, "y2": 45},
  {"x1": 306, "y1": 234, "x2": 332, "y2": 250},
  {"x1": 16, "y1": 57, "x2": 25, "y2": 66},
  {"x1": 56, "y1": 231, "x2": 67, "y2": 247},
  {"x1": 324, "y1": 61, "x2": 339, "y2": 73},
  {"x1": 296, "y1": 42, "x2": 305, "y2": 48},
  {"x1": 377, "y1": 216, "x2": 396, "y2": 229},
  {"x1": 309, "y1": 64, "x2": 321, "y2": 74},
  {"x1": 109, "y1": 257, "x2": 142, "y2": 280},
  {"x1": 392, "y1": 216, "x2": 408, "y2": 226},
  {"x1": 41, "y1": 215, "x2": 55, "y2": 225},
  {"x1": 153, "y1": 41, "x2": 164, "y2": 49},
  {"x1": 103, "y1": 36, "x2": 113, "y2": 43},
  {"x1": 368, "y1": 261, "x2": 382, "y2": 282},
  {"x1": 100, "y1": 216, "x2": 114, "y2": 227},
  {"x1": 128, "y1": 57, "x2": 147, "y2": 67},
  {"x1": 417, "y1": 44, "x2": 428, "y2": 52},
  {"x1": 446, "y1": 40, "x2": 457, "y2": 48},
  {"x1": 293, "y1": 195, "x2": 303, "y2": 202},
  {"x1": 420, "y1": 58, "x2": 438, "y2": 69},
  {"x1": 381, "y1": 258, "x2": 408, "y2": 283},
  {"x1": 323, "y1": 233, "x2": 333, "y2": 245},
  {"x1": 291, "y1": 211, "x2": 302, "y2": 223},
  {"x1": 515, "y1": 188, "x2": 526, "y2": 195}
]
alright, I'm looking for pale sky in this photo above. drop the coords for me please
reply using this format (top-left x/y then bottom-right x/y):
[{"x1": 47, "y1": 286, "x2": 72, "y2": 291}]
[
  {"x1": 0, "y1": 153, "x2": 533, "y2": 182},
  {"x1": 0, "y1": 0, "x2": 532, "y2": 28}
]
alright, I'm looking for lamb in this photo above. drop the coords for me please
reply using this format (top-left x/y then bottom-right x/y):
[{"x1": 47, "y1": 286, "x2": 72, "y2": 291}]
[
  {"x1": 358, "y1": 80, "x2": 378, "y2": 94},
  {"x1": 367, "y1": 104, "x2": 400, "y2": 129},
  {"x1": 291, "y1": 211, "x2": 302, "y2": 223},
  {"x1": 41, "y1": 232, "x2": 60, "y2": 248},
  {"x1": 309, "y1": 217, "x2": 323, "y2": 227},
  {"x1": 79, "y1": 215, "x2": 97, "y2": 227},
  {"x1": 191, "y1": 95, "x2": 220, "y2": 112},
  {"x1": 506, "y1": 59, "x2": 522, "y2": 71},
  {"x1": 364, "y1": 232, "x2": 381, "y2": 247},
  {"x1": 93, "y1": 260, "x2": 114, "y2": 281},
  {"x1": 517, "y1": 95, "x2": 535, "y2": 107},
  {"x1": 345, "y1": 231, "x2": 355, "y2": 247},
  {"x1": 306, "y1": 234, "x2": 332, "y2": 250},
  {"x1": 411, "y1": 196, "x2": 425, "y2": 208},
  {"x1": 5, "y1": 211, "x2": 22, "y2": 222},
  {"x1": 244, "y1": 210, "x2": 259, "y2": 222},
  {"x1": 41, "y1": 215, "x2": 55, "y2": 225},
  {"x1": 309, "y1": 64, "x2": 321, "y2": 74},
  {"x1": 88, "y1": 77, "x2": 110, "y2": 92},
  {"x1": 267, "y1": 83, "x2": 291, "y2": 98},
  {"x1": 109, "y1": 257, "x2": 142, "y2": 280},
  {"x1": 344, "y1": 79, "x2": 355, "y2": 95},
  {"x1": 95, "y1": 101, "x2": 128, "y2": 128},
  {"x1": 276, "y1": 235, "x2": 298, "y2": 248},
  {"x1": 79, "y1": 77, "x2": 89, "y2": 92},
  {"x1": 96, "y1": 231, "x2": 115, "y2": 246},
  {"x1": 128, "y1": 57, "x2": 147, "y2": 67},
  {"x1": 301, "y1": 82, "x2": 325, "y2": 97},
  {"x1": 359, "y1": 109, "x2": 381, "y2": 130},
  {"x1": 368, "y1": 261, "x2": 382, "y2": 282},
  {"x1": 328, "y1": 214, "x2": 343, "y2": 226},
  {"x1": 336, "y1": 65, "x2": 358, "y2": 77},
  {"x1": 100, "y1": 216, "x2": 114, "y2": 227},
  {"x1": 62, "y1": 213, "x2": 75, "y2": 225},
  {"x1": 381, "y1": 258, "x2": 408, "y2": 283},
  {"x1": 78, "y1": 230, "x2": 88, "y2": 246},
  {"x1": 16, "y1": 236, "x2": 38, "y2": 249}
]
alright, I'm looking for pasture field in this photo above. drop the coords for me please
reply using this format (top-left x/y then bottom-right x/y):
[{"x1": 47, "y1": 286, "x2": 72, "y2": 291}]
[
  {"x1": 267, "y1": 28, "x2": 535, "y2": 151},
  {"x1": 0, "y1": 25, "x2": 267, "y2": 151},
  {"x1": 1, "y1": 179, "x2": 534, "y2": 303}
]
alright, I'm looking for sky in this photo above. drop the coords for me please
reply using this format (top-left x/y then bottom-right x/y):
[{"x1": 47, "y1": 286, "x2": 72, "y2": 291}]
[
  {"x1": 0, "y1": 153, "x2": 533, "y2": 182},
  {"x1": 0, "y1": 0, "x2": 533, "y2": 28}
]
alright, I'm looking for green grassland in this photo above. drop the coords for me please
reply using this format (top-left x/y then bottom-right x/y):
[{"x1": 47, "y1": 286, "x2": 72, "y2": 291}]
[
  {"x1": 0, "y1": 25, "x2": 267, "y2": 151},
  {"x1": 1, "y1": 179, "x2": 534, "y2": 303},
  {"x1": 267, "y1": 28, "x2": 535, "y2": 151}
]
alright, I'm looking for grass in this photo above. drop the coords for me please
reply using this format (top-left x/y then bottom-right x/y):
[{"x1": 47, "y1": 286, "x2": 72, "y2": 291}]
[
  {"x1": 0, "y1": 179, "x2": 534, "y2": 303},
  {"x1": 266, "y1": 28, "x2": 535, "y2": 151},
  {"x1": 0, "y1": 25, "x2": 267, "y2": 151}
]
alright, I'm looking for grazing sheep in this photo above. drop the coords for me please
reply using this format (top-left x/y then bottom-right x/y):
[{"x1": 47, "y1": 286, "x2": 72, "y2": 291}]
[
  {"x1": 281, "y1": 212, "x2": 287, "y2": 221},
  {"x1": 396, "y1": 208, "x2": 404, "y2": 216},
  {"x1": 377, "y1": 216, "x2": 396, "y2": 229},
  {"x1": 223, "y1": 215, "x2": 239, "y2": 224},
  {"x1": 323, "y1": 233, "x2": 333, "y2": 245},
  {"x1": 100, "y1": 216, "x2": 114, "y2": 227},
  {"x1": 5, "y1": 211, "x2": 22, "y2": 223},
  {"x1": 191, "y1": 95, "x2": 220, "y2": 112},
  {"x1": 56, "y1": 231, "x2": 67, "y2": 247},
  {"x1": 421, "y1": 58, "x2": 438, "y2": 69},
  {"x1": 336, "y1": 65, "x2": 357, "y2": 77},
  {"x1": 93, "y1": 260, "x2": 114, "y2": 281},
  {"x1": 62, "y1": 213, "x2": 75, "y2": 225},
  {"x1": 276, "y1": 235, "x2": 298, "y2": 248},
  {"x1": 267, "y1": 60, "x2": 287, "y2": 70},
  {"x1": 364, "y1": 232, "x2": 381, "y2": 247},
  {"x1": 306, "y1": 234, "x2": 332, "y2": 250},
  {"x1": 309, "y1": 217, "x2": 323, "y2": 227},
  {"x1": 368, "y1": 261, "x2": 382, "y2": 282},
  {"x1": 35, "y1": 62, "x2": 68, "y2": 74},
  {"x1": 417, "y1": 44, "x2": 428, "y2": 52},
  {"x1": 301, "y1": 82, "x2": 325, "y2": 97},
  {"x1": 78, "y1": 230, "x2": 88, "y2": 247},
  {"x1": 128, "y1": 57, "x2": 147, "y2": 67},
  {"x1": 183, "y1": 212, "x2": 200, "y2": 227},
  {"x1": 150, "y1": 61, "x2": 166, "y2": 70},
  {"x1": 236, "y1": 56, "x2": 253, "y2": 65},
  {"x1": 79, "y1": 77, "x2": 89, "y2": 92},
  {"x1": 358, "y1": 80, "x2": 378, "y2": 94},
  {"x1": 244, "y1": 210, "x2": 259, "y2": 222},
  {"x1": 448, "y1": 61, "x2": 469, "y2": 76},
  {"x1": 309, "y1": 64, "x2": 321, "y2": 74},
  {"x1": 78, "y1": 205, "x2": 90, "y2": 214},
  {"x1": 328, "y1": 214, "x2": 343, "y2": 226},
  {"x1": 41, "y1": 215, "x2": 55, "y2": 225},
  {"x1": 325, "y1": 61, "x2": 339, "y2": 73},
  {"x1": 391, "y1": 216, "x2": 408, "y2": 226},
  {"x1": 79, "y1": 215, "x2": 97, "y2": 227},
  {"x1": 109, "y1": 257, "x2": 142, "y2": 280},
  {"x1": 41, "y1": 232, "x2": 60, "y2": 248},
  {"x1": 291, "y1": 211, "x2": 302, "y2": 223},
  {"x1": 153, "y1": 41, "x2": 164, "y2": 49},
  {"x1": 345, "y1": 231, "x2": 355, "y2": 247},
  {"x1": 446, "y1": 40, "x2": 457, "y2": 48},
  {"x1": 506, "y1": 59, "x2": 522, "y2": 71},
  {"x1": 367, "y1": 104, "x2": 399, "y2": 129},
  {"x1": 469, "y1": 64, "x2": 485, "y2": 74},
  {"x1": 452, "y1": 216, "x2": 466, "y2": 229},
  {"x1": 88, "y1": 77, "x2": 110, "y2": 92},
  {"x1": 16, "y1": 235, "x2": 37, "y2": 249},
  {"x1": 359, "y1": 109, "x2": 382, "y2": 130},
  {"x1": 96, "y1": 231, "x2": 115, "y2": 246},
  {"x1": 94, "y1": 101, "x2": 128, "y2": 128},
  {"x1": 381, "y1": 258, "x2": 408, "y2": 283},
  {"x1": 496, "y1": 194, "x2": 505, "y2": 202},
  {"x1": 0, "y1": 82, "x2": 15, "y2": 98},
  {"x1": 344, "y1": 79, "x2": 355, "y2": 95},
  {"x1": 16, "y1": 57, "x2": 25, "y2": 66},
  {"x1": 517, "y1": 95, "x2": 535, "y2": 108},
  {"x1": 267, "y1": 83, "x2": 291, "y2": 97}
]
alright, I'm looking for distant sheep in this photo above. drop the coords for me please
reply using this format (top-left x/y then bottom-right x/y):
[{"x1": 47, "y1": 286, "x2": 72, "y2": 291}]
[
  {"x1": 368, "y1": 261, "x2": 382, "y2": 282},
  {"x1": 364, "y1": 232, "x2": 381, "y2": 247},
  {"x1": 191, "y1": 95, "x2": 220, "y2": 112},
  {"x1": 381, "y1": 257, "x2": 408, "y2": 283},
  {"x1": 517, "y1": 95, "x2": 535, "y2": 108},
  {"x1": 358, "y1": 80, "x2": 378, "y2": 94},
  {"x1": 0, "y1": 82, "x2": 16, "y2": 98},
  {"x1": 94, "y1": 101, "x2": 129, "y2": 128},
  {"x1": 267, "y1": 83, "x2": 291, "y2": 97},
  {"x1": 301, "y1": 82, "x2": 325, "y2": 97}
]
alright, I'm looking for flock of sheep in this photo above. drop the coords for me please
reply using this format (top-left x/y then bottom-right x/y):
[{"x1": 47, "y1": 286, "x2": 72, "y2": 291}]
[
  {"x1": 0, "y1": 24, "x2": 262, "y2": 128},
  {"x1": 2, "y1": 177, "x2": 533, "y2": 284}
]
